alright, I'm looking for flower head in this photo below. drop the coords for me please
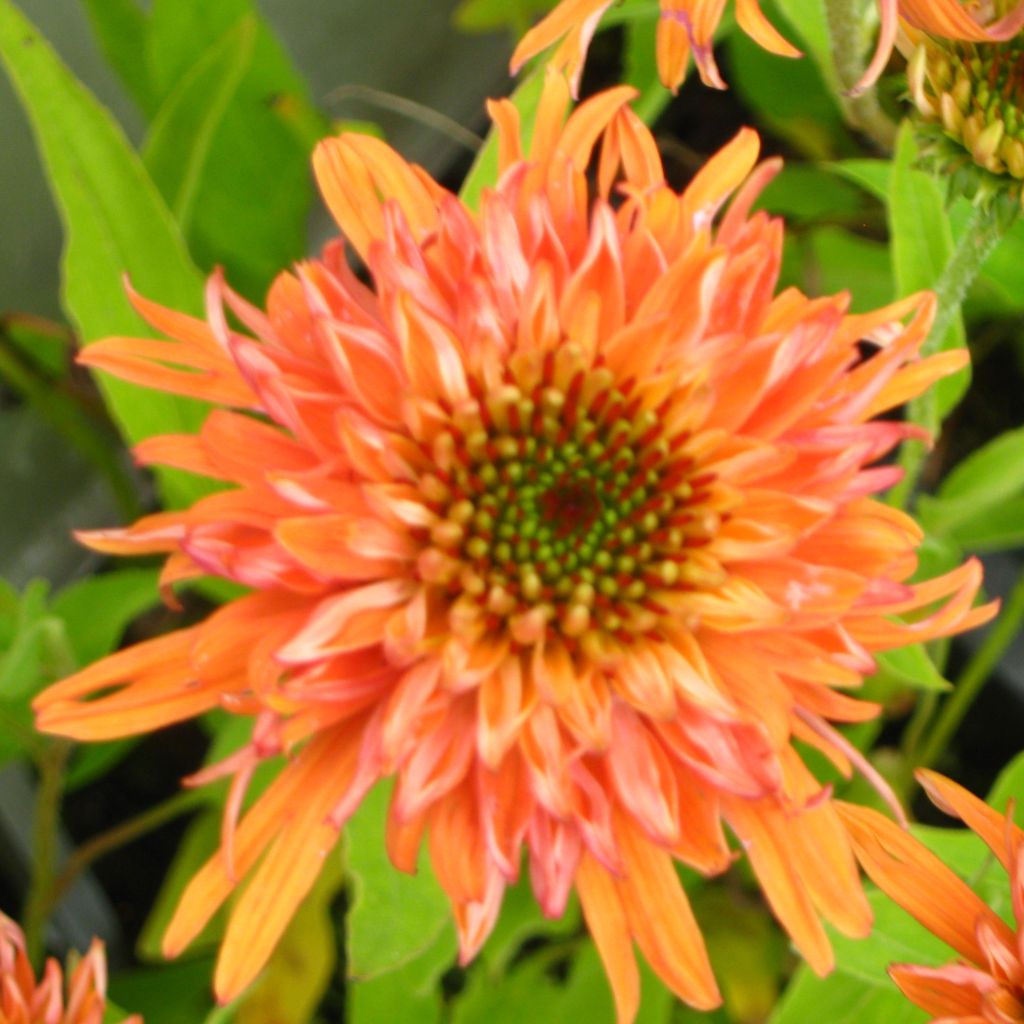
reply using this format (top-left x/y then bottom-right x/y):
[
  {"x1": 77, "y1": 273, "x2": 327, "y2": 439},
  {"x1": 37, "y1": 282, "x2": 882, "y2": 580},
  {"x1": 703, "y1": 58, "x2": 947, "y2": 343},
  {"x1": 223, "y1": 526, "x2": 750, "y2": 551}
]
[
  {"x1": 840, "y1": 771, "x2": 1024, "y2": 1021},
  {"x1": 509, "y1": 0, "x2": 1024, "y2": 96},
  {"x1": 903, "y1": 23, "x2": 1024, "y2": 210},
  {"x1": 0, "y1": 913, "x2": 139, "y2": 1024},
  {"x1": 511, "y1": 0, "x2": 800, "y2": 94},
  {"x1": 35, "y1": 73, "x2": 994, "y2": 1018}
]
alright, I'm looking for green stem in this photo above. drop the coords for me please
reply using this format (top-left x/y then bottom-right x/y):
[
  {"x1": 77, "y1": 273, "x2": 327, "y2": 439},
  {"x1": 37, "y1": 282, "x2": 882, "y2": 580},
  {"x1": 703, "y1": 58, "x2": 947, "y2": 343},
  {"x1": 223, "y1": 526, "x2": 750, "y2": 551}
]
[
  {"x1": 916, "y1": 568, "x2": 1024, "y2": 770},
  {"x1": 823, "y1": 0, "x2": 897, "y2": 149},
  {"x1": 44, "y1": 790, "x2": 200, "y2": 914},
  {"x1": 889, "y1": 204, "x2": 1011, "y2": 507},
  {"x1": 22, "y1": 740, "x2": 70, "y2": 967}
]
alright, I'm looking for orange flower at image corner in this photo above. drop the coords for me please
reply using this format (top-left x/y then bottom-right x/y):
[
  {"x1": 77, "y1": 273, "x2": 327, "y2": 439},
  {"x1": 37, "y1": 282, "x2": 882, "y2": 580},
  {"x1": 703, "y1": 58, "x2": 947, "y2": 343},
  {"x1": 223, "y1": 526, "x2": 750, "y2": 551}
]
[
  {"x1": 841, "y1": 771, "x2": 1024, "y2": 1022},
  {"x1": 0, "y1": 914, "x2": 140, "y2": 1024},
  {"x1": 510, "y1": 0, "x2": 1024, "y2": 95},
  {"x1": 34, "y1": 73, "x2": 995, "y2": 1019}
]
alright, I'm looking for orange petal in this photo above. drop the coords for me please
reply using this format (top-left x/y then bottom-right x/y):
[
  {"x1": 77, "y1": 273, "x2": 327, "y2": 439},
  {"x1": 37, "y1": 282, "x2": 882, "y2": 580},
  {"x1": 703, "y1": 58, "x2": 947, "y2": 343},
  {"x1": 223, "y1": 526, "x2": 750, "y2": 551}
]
[
  {"x1": 838, "y1": 801, "x2": 1015, "y2": 966},
  {"x1": 614, "y1": 818, "x2": 721, "y2": 1010},
  {"x1": 917, "y1": 769, "x2": 1023, "y2": 874},
  {"x1": 576, "y1": 851, "x2": 641, "y2": 1024}
]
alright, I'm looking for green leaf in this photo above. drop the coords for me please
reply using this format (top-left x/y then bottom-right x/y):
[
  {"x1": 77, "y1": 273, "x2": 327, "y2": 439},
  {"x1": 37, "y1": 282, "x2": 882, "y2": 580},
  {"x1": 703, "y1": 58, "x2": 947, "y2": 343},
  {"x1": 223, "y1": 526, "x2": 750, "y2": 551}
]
[
  {"x1": 889, "y1": 121, "x2": 969, "y2": 421},
  {"x1": 917, "y1": 427, "x2": 1024, "y2": 538},
  {"x1": 770, "y1": 966, "x2": 926, "y2": 1024},
  {"x1": 348, "y1": 927, "x2": 452, "y2": 1024},
  {"x1": 460, "y1": 72, "x2": 546, "y2": 213},
  {"x1": 0, "y1": 0, "x2": 213, "y2": 509},
  {"x1": 758, "y1": 166, "x2": 866, "y2": 225},
  {"x1": 986, "y1": 749, "x2": 1024, "y2": 821},
  {"x1": 79, "y1": 0, "x2": 157, "y2": 115},
  {"x1": 0, "y1": 579, "x2": 53, "y2": 763},
  {"x1": 791, "y1": 227, "x2": 892, "y2": 314},
  {"x1": 452, "y1": 954, "x2": 568, "y2": 1024},
  {"x1": 109, "y1": 956, "x2": 221, "y2": 1024},
  {"x1": 870, "y1": 645, "x2": 952, "y2": 694},
  {"x1": 727, "y1": 23, "x2": 847, "y2": 161},
  {"x1": 770, "y1": 0, "x2": 836, "y2": 93},
  {"x1": 143, "y1": 17, "x2": 257, "y2": 229},
  {"x1": 144, "y1": 0, "x2": 325, "y2": 299},
  {"x1": 51, "y1": 568, "x2": 160, "y2": 668},
  {"x1": 345, "y1": 780, "x2": 453, "y2": 979},
  {"x1": 831, "y1": 158, "x2": 889, "y2": 201}
]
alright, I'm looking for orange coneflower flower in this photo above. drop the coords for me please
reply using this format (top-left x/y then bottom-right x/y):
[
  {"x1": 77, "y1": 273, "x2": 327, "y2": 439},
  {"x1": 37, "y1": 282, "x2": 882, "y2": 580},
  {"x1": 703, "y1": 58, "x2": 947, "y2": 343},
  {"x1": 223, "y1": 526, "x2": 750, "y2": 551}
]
[
  {"x1": 35, "y1": 73, "x2": 994, "y2": 1018},
  {"x1": 0, "y1": 913, "x2": 140, "y2": 1024},
  {"x1": 840, "y1": 771, "x2": 1024, "y2": 1022},
  {"x1": 509, "y1": 0, "x2": 1024, "y2": 96}
]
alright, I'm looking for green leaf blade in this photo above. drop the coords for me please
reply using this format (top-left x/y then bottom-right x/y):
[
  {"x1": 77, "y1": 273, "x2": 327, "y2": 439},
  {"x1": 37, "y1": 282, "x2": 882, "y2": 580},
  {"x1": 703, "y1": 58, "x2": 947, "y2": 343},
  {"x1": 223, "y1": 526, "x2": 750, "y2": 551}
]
[{"x1": 0, "y1": 0, "x2": 215, "y2": 508}]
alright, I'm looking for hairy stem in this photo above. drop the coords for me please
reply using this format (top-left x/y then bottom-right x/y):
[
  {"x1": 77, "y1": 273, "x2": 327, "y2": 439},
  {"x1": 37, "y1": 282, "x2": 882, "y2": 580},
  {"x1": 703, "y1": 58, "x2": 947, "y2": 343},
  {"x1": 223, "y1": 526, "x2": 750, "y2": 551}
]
[
  {"x1": 889, "y1": 204, "x2": 1011, "y2": 507},
  {"x1": 22, "y1": 740, "x2": 70, "y2": 967},
  {"x1": 824, "y1": 0, "x2": 896, "y2": 149}
]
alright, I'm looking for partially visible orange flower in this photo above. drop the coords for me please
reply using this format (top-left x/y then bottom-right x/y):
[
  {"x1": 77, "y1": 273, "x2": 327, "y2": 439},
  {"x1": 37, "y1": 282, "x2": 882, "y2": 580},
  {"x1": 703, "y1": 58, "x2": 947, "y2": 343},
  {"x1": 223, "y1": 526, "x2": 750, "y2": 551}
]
[
  {"x1": 509, "y1": 0, "x2": 1024, "y2": 96},
  {"x1": 35, "y1": 72, "x2": 995, "y2": 1019},
  {"x1": 840, "y1": 771, "x2": 1024, "y2": 1022},
  {"x1": 511, "y1": 0, "x2": 800, "y2": 93},
  {"x1": 0, "y1": 913, "x2": 140, "y2": 1024}
]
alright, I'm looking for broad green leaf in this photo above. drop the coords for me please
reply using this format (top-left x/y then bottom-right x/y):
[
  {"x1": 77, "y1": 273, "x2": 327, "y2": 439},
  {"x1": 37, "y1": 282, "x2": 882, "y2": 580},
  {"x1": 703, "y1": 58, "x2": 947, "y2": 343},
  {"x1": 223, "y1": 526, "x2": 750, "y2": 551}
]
[
  {"x1": 758, "y1": 167, "x2": 866, "y2": 225},
  {"x1": 102, "y1": 1001, "x2": 139, "y2": 1024},
  {"x1": 0, "y1": 0, "x2": 212, "y2": 509},
  {"x1": 109, "y1": 955, "x2": 221, "y2": 1024},
  {"x1": 770, "y1": 966, "x2": 925, "y2": 1024},
  {"x1": 143, "y1": 17, "x2": 257, "y2": 229},
  {"x1": 938, "y1": 496, "x2": 1024, "y2": 551},
  {"x1": 345, "y1": 779, "x2": 452, "y2": 979},
  {"x1": 889, "y1": 121, "x2": 968, "y2": 421},
  {"x1": 727, "y1": 24, "x2": 848, "y2": 161},
  {"x1": 917, "y1": 427, "x2": 1024, "y2": 536},
  {"x1": 831, "y1": 158, "x2": 889, "y2": 200},
  {"x1": 79, "y1": 0, "x2": 156, "y2": 115},
  {"x1": 771, "y1": 0, "x2": 836, "y2": 92},
  {"x1": 236, "y1": 850, "x2": 344, "y2": 1024},
  {"x1": 986, "y1": 749, "x2": 1024, "y2": 820},
  {"x1": 51, "y1": 568, "x2": 160, "y2": 668},
  {"x1": 452, "y1": 955, "x2": 568, "y2": 1024},
  {"x1": 560, "y1": 946, "x2": 678, "y2": 1024},
  {"x1": 0, "y1": 580, "x2": 53, "y2": 763},
  {"x1": 795, "y1": 227, "x2": 892, "y2": 314},
  {"x1": 460, "y1": 73, "x2": 545, "y2": 213},
  {"x1": 348, "y1": 927, "x2": 452, "y2": 1024},
  {"x1": 145, "y1": 0, "x2": 325, "y2": 299},
  {"x1": 0, "y1": 579, "x2": 55, "y2": 699},
  {"x1": 870, "y1": 645, "x2": 951, "y2": 694}
]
